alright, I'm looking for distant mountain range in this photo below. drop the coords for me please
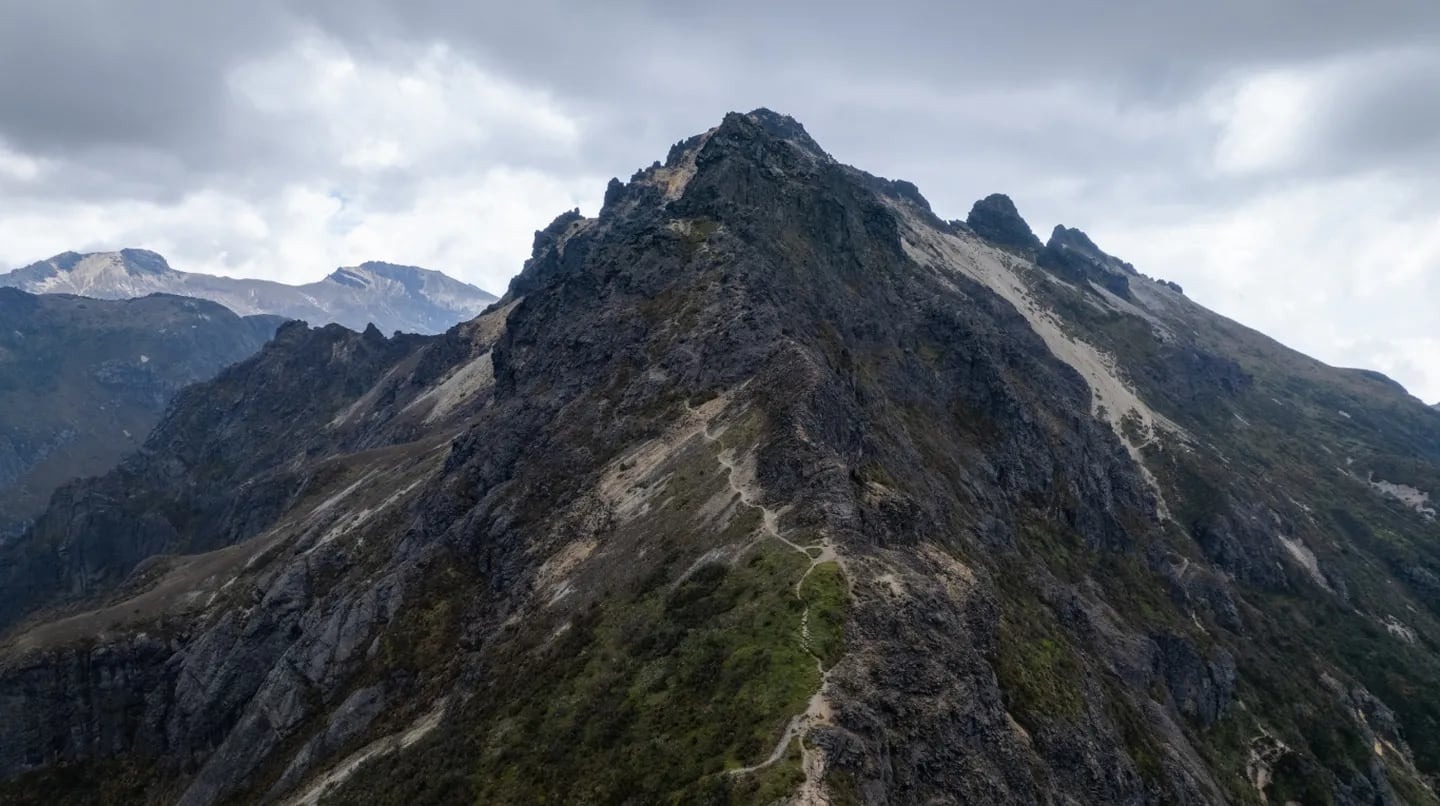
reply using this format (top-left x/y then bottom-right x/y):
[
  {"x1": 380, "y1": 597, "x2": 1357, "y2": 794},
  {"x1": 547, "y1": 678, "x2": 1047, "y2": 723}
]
[
  {"x1": 0, "y1": 287, "x2": 283, "y2": 540},
  {"x1": 0, "y1": 249, "x2": 497, "y2": 335}
]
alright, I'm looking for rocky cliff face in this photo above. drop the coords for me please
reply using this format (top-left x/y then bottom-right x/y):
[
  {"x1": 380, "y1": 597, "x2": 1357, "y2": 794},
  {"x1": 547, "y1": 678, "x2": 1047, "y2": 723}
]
[
  {"x1": 0, "y1": 251, "x2": 497, "y2": 335},
  {"x1": 0, "y1": 289, "x2": 282, "y2": 540},
  {"x1": 2, "y1": 110, "x2": 1439, "y2": 806},
  {"x1": 965, "y1": 192, "x2": 1042, "y2": 252}
]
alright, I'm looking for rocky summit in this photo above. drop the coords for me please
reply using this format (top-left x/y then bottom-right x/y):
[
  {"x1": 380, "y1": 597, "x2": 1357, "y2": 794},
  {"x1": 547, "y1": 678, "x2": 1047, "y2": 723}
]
[
  {"x1": 2, "y1": 109, "x2": 1440, "y2": 805},
  {"x1": 0, "y1": 250, "x2": 497, "y2": 335},
  {"x1": 964, "y1": 192, "x2": 1043, "y2": 252}
]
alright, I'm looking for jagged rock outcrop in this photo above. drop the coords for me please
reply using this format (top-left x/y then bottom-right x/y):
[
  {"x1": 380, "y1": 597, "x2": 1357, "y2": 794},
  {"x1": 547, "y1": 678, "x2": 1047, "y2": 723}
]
[
  {"x1": 2, "y1": 109, "x2": 1440, "y2": 806},
  {"x1": 0, "y1": 289, "x2": 282, "y2": 540},
  {"x1": 0, "y1": 250, "x2": 497, "y2": 335},
  {"x1": 965, "y1": 192, "x2": 1042, "y2": 251},
  {"x1": 1038, "y1": 224, "x2": 1137, "y2": 298},
  {"x1": 1151, "y1": 632, "x2": 1236, "y2": 728}
]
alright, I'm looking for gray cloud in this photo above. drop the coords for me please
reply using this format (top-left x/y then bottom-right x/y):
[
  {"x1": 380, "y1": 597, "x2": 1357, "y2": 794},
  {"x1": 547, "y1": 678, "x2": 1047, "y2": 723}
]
[
  {"x1": 1, "y1": 0, "x2": 1439, "y2": 397},
  {"x1": 1313, "y1": 49, "x2": 1440, "y2": 170},
  {"x1": 0, "y1": 3, "x2": 283, "y2": 151}
]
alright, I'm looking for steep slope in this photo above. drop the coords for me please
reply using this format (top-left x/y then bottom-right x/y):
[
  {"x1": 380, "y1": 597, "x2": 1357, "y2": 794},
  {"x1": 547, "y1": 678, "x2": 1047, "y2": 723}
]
[
  {"x1": 2, "y1": 110, "x2": 1440, "y2": 806},
  {"x1": 0, "y1": 288, "x2": 282, "y2": 540},
  {"x1": 0, "y1": 250, "x2": 497, "y2": 335}
]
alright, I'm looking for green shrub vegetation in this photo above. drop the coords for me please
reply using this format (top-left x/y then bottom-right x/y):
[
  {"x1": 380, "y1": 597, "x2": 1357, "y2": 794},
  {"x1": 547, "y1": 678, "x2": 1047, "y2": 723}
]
[
  {"x1": 993, "y1": 586, "x2": 1085, "y2": 729},
  {"x1": 461, "y1": 542, "x2": 827, "y2": 803},
  {"x1": 726, "y1": 738, "x2": 806, "y2": 804},
  {"x1": 800, "y1": 561, "x2": 847, "y2": 670}
]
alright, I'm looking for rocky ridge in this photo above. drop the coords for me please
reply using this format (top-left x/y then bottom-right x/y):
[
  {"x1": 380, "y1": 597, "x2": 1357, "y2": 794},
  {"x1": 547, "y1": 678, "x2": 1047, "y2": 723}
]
[
  {"x1": 0, "y1": 288, "x2": 282, "y2": 540},
  {"x1": 0, "y1": 110, "x2": 1438, "y2": 805}
]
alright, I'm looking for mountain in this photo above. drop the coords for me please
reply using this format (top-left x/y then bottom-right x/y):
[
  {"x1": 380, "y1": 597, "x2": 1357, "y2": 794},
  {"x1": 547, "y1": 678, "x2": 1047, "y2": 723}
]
[
  {"x1": 0, "y1": 288, "x2": 283, "y2": 541},
  {"x1": 3, "y1": 109, "x2": 1440, "y2": 805},
  {"x1": 0, "y1": 250, "x2": 497, "y2": 335}
]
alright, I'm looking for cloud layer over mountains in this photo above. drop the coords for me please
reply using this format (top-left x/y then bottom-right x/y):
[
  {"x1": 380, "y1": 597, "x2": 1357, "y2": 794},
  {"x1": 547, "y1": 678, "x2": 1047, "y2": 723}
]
[{"x1": 1, "y1": 1, "x2": 1438, "y2": 397}]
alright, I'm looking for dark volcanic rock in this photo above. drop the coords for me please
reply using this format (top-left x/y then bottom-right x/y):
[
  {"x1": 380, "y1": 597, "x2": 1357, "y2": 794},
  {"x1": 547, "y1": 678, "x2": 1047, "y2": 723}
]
[
  {"x1": 1039, "y1": 224, "x2": 1136, "y2": 297},
  {"x1": 1152, "y1": 632, "x2": 1236, "y2": 727},
  {"x1": 0, "y1": 321, "x2": 428, "y2": 629},
  {"x1": 0, "y1": 289, "x2": 282, "y2": 540},
  {"x1": 965, "y1": 193, "x2": 1042, "y2": 251}
]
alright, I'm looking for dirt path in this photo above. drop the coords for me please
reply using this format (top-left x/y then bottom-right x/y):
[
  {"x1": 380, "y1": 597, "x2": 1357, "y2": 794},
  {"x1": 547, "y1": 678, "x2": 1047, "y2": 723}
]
[
  {"x1": 284, "y1": 700, "x2": 447, "y2": 806},
  {"x1": 694, "y1": 411, "x2": 842, "y2": 800}
]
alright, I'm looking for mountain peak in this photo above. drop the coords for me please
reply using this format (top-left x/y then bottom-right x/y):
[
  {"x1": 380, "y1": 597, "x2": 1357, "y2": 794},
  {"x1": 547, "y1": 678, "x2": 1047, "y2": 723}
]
[
  {"x1": 324, "y1": 261, "x2": 433, "y2": 297},
  {"x1": 355, "y1": 260, "x2": 420, "y2": 273},
  {"x1": 589, "y1": 108, "x2": 839, "y2": 233},
  {"x1": 709, "y1": 107, "x2": 833, "y2": 165},
  {"x1": 2, "y1": 251, "x2": 495, "y2": 334},
  {"x1": 1038, "y1": 224, "x2": 1138, "y2": 297},
  {"x1": 965, "y1": 193, "x2": 1042, "y2": 251},
  {"x1": 325, "y1": 261, "x2": 488, "y2": 293},
  {"x1": 8, "y1": 107, "x2": 1440, "y2": 806},
  {"x1": 735, "y1": 107, "x2": 828, "y2": 154},
  {"x1": 40, "y1": 248, "x2": 172, "y2": 277},
  {"x1": 0, "y1": 249, "x2": 178, "y2": 298},
  {"x1": 114, "y1": 248, "x2": 172, "y2": 274},
  {"x1": 1046, "y1": 225, "x2": 1111, "y2": 260}
]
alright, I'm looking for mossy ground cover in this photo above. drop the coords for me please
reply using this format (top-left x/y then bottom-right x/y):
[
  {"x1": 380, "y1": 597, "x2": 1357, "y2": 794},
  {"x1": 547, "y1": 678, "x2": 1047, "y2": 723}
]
[
  {"x1": 725, "y1": 738, "x2": 806, "y2": 804},
  {"x1": 991, "y1": 579, "x2": 1085, "y2": 730},
  {"x1": 463, "y1": 541, "x2": 827, "y2": 804},
  {"x1": 800, "y1": 561, "x2": 847, "y2": 670}
]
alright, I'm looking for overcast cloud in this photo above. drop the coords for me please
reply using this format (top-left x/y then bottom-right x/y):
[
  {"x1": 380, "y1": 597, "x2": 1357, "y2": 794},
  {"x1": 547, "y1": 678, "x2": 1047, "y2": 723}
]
[{"x1": 1, "y1": 1, "x2": 1438, "y2": 399}]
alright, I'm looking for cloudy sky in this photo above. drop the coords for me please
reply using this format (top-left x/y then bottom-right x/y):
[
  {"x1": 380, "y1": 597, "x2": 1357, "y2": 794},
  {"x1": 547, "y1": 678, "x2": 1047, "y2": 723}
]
[{"x1": 2, "y1": 2, "x2": 1438, "y2": 400}]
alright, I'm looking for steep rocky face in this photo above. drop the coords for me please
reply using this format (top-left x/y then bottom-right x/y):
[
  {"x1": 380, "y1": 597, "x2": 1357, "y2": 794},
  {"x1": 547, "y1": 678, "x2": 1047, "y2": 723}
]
[
  {"x1": 2, "y1": 109, "x2": 1440, "y2": 806},
  {"x1": 0, "y1": 320, "x2": 433, "y2": 627},
  {"x1": 0, "y1": 251, "x2": 497, "y2": 335},
  {"x1": 964, "y1": 192, "x2": 1042, "y2": 252},
  {"x1": 1039, "y1": 224, "x2": 1138, "y2": 298},
  {"x1": 0, "y1": 288, "x2": 282, "y2": 540}
]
